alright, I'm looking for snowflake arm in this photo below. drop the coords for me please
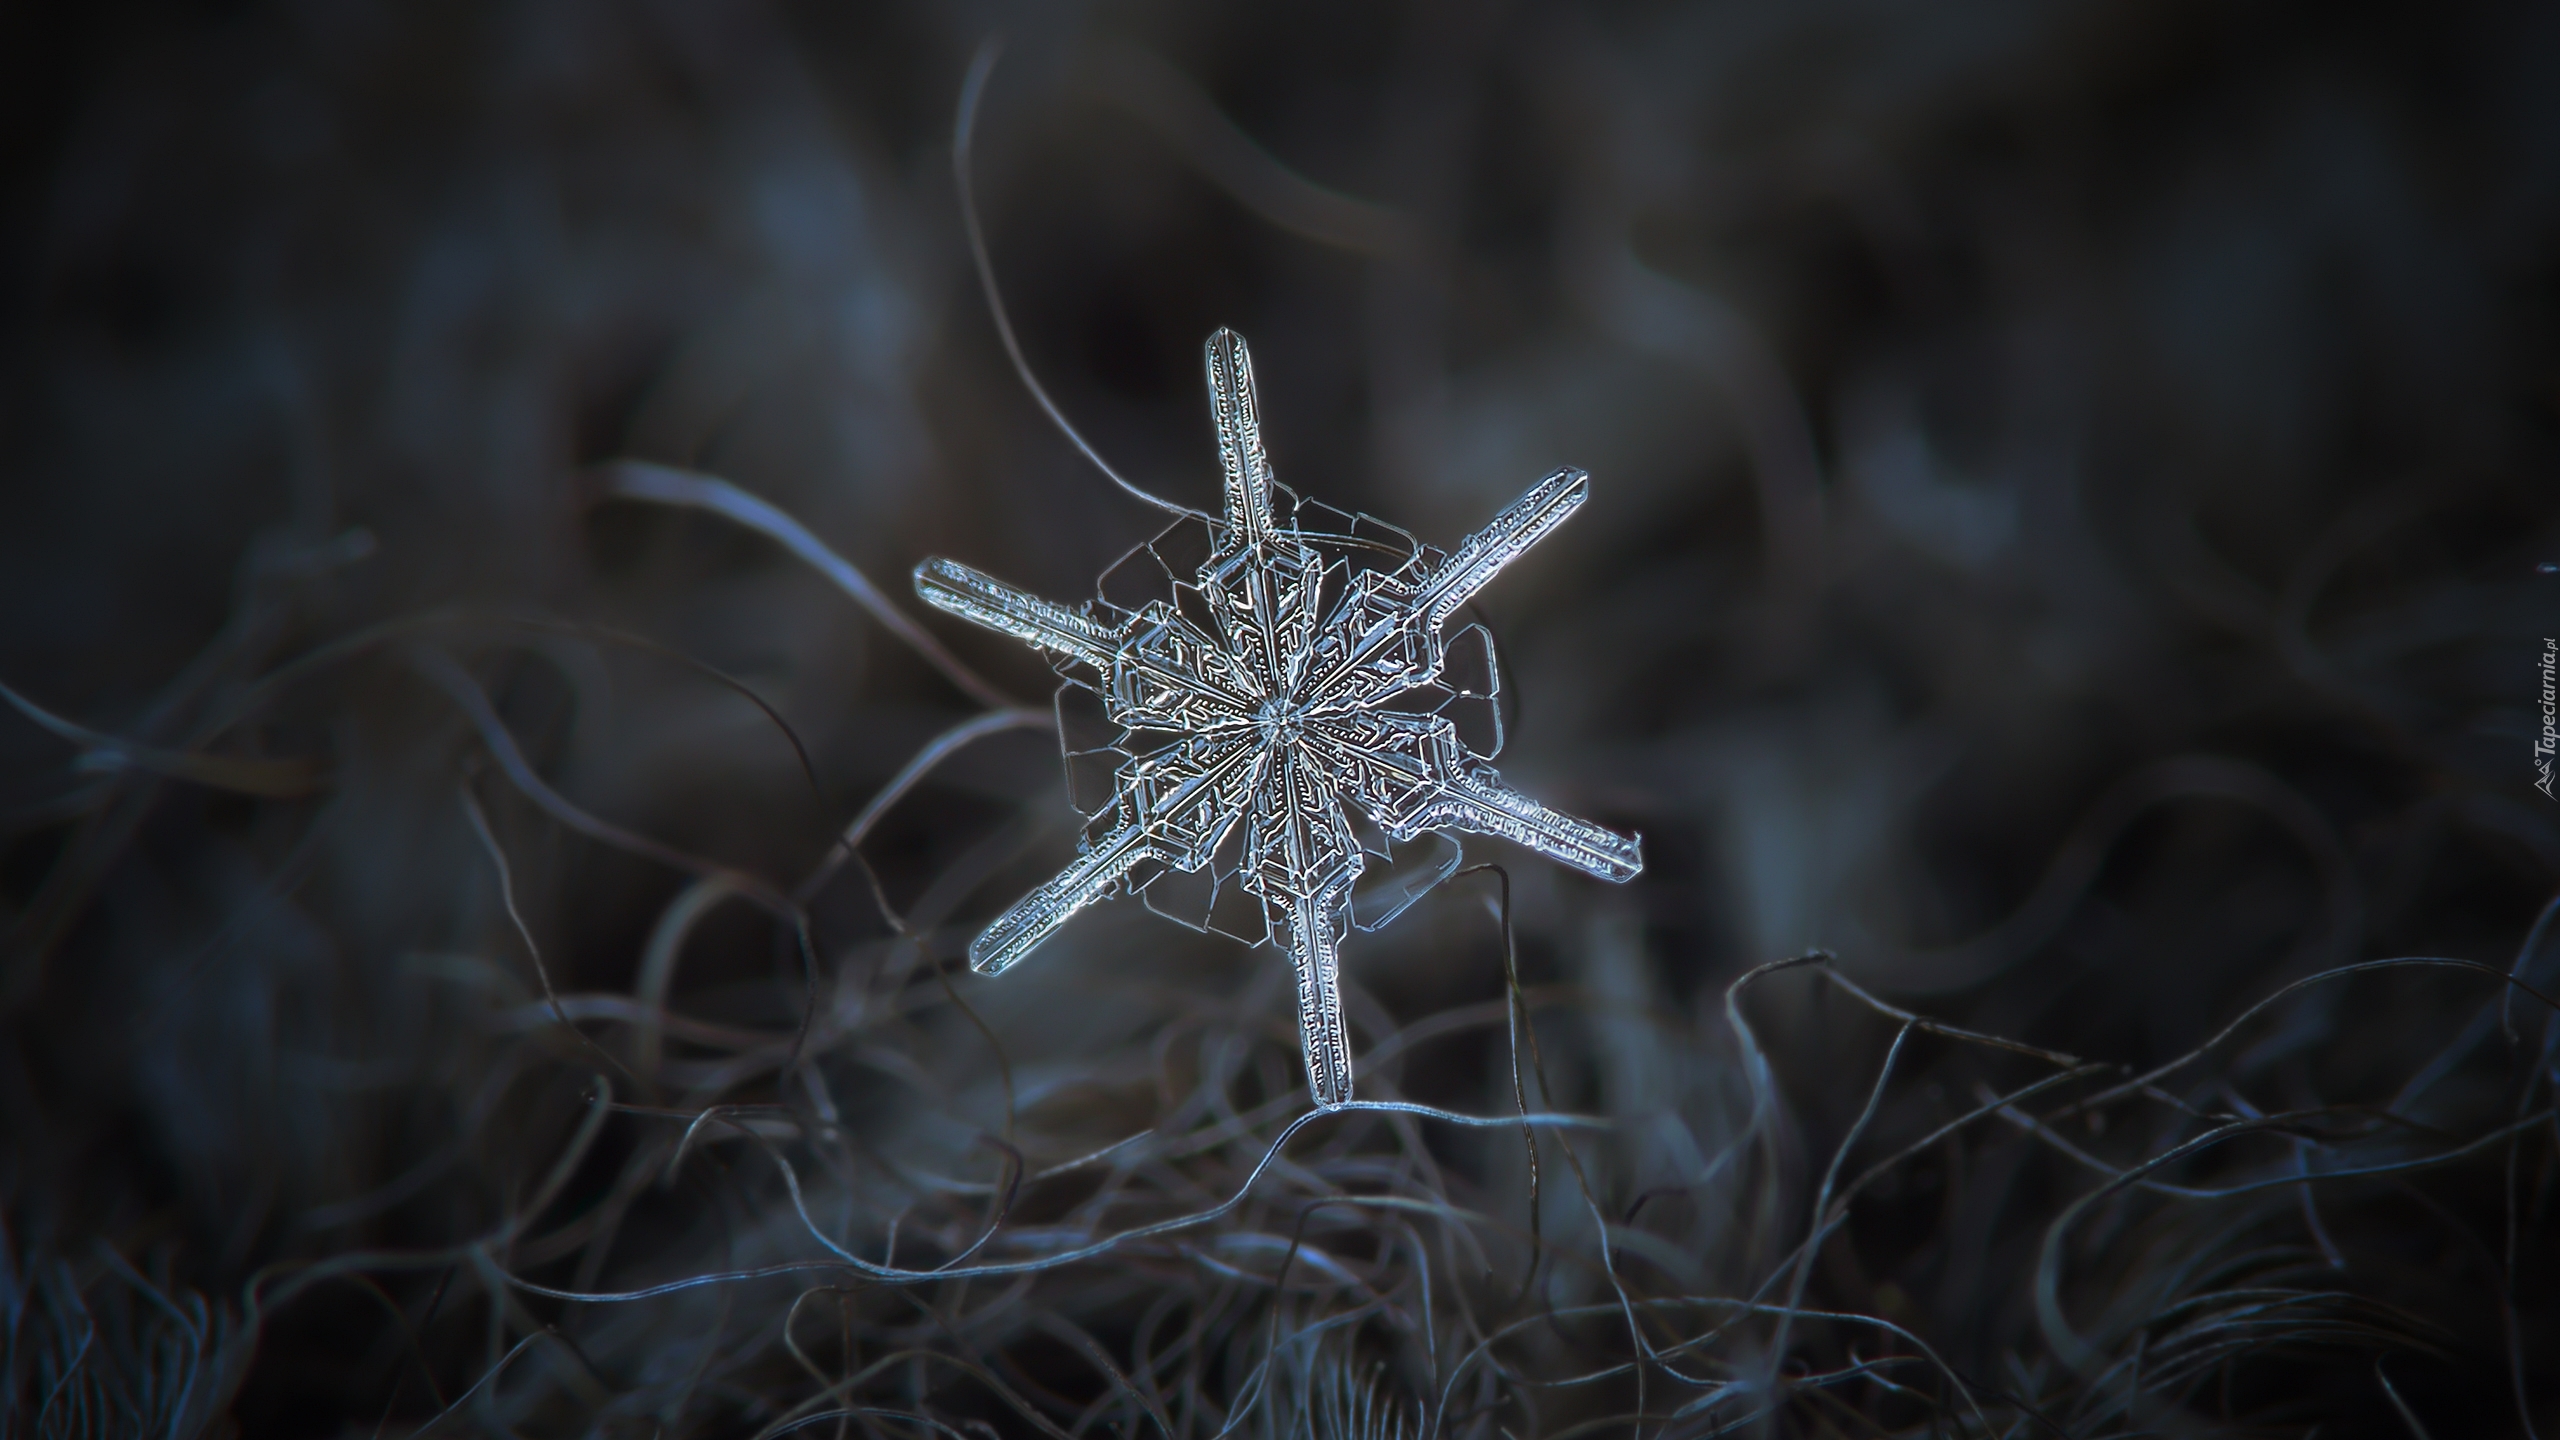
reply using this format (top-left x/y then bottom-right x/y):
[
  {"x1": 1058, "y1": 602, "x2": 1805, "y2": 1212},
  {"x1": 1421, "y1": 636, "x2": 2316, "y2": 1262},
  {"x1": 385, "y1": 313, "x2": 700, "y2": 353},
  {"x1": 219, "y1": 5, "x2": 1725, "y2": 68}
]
[
  {"x1": 914, "y1": 327, "x2": 1642, "y2": 1106},
  {"x1": 969, "y1": 728, "x2": 1261, "y2": 975},
  {"x1": 1415, "y1": 463, "x2": 1592, "y2": 633},
  {"x1": 1310, "y1": 710, "x2": 1644, "y2": 882},
  {"x1": 1207, "y1": 326, "x2": 1279, "y2": 543},
  {"x1": 917, "y1": 557, "x2": 1253, "y2": 724},
  {"x1": 1243, "y1": 744, "x2": 1365, "y2": 1104},
  {"x1": 913, "y1": 557, "x2": 1119, "y2": 672},
  {"x1": 1300, "y1": 466, "x2": 1588, "y2": 711}
]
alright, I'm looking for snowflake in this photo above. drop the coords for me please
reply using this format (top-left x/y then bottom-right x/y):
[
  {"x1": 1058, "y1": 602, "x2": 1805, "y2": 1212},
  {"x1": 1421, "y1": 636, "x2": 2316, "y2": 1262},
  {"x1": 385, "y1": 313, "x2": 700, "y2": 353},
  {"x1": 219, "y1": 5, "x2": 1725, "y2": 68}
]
[{"x1": 914, "y1": 329, "x2": 1642, "y2": 1105}]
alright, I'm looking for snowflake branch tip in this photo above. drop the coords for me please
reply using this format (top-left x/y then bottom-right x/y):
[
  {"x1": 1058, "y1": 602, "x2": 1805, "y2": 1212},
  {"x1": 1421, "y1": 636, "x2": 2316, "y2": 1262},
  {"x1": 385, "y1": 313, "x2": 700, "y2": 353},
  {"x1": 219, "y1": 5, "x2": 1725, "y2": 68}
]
[
  {"x1": 969, "y1": 823, "x2": 1157, "y2": 976},
  {"x1": 1205, "y1": 327, "x2": 1277, "y2": 544},
  {"x1": 914, "y1": 556, "x2": 1117, "y2": 671},
  {"x1": 1421, "y1": 465, "x2": 1590, "y2": 630}
]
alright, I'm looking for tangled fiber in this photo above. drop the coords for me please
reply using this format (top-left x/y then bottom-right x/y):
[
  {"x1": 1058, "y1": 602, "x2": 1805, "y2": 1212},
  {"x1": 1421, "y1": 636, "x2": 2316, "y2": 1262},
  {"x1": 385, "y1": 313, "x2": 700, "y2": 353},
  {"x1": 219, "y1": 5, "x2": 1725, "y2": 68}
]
[{"x1": 4, "y1": 1, "x2": 2558, "y2": 1435}]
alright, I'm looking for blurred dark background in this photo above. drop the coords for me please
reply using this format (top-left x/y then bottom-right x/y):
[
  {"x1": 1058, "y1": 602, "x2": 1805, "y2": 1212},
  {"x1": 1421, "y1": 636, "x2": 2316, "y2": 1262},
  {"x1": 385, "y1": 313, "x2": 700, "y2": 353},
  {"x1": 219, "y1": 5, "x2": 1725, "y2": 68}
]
[{"x1": 4, "y1": 1, "x2": 2559, "y2": 1435}]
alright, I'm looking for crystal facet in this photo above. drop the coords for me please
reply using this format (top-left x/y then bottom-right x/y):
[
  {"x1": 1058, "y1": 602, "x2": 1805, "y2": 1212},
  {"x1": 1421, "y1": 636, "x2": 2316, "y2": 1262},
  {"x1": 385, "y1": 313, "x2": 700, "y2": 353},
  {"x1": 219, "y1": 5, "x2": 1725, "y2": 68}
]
[{"x1": 916, "y1": 329, "x2": 1642, "y2": 1106}]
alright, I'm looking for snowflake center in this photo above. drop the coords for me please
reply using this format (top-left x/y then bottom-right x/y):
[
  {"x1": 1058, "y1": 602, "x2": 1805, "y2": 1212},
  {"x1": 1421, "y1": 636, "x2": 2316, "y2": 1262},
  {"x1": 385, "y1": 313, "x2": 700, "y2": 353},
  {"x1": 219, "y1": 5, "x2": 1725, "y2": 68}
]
[{"x1": 1254, "y1": 696, "x2": 1306, "y2": 749}]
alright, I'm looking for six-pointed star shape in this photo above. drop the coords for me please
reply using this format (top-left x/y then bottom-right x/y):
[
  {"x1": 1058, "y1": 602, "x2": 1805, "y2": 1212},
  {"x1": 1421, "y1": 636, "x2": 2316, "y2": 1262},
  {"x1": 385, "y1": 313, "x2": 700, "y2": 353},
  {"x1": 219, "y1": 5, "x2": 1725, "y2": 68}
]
[{"x1": 915, "y1": 329, "x2": 1642, "y2": 1105}]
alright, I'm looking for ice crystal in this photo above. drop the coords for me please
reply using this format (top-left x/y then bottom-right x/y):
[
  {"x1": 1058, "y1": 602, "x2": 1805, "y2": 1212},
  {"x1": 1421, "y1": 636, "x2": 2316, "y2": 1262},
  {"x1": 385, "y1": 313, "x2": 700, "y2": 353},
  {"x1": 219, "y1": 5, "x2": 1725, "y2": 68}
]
[{"x1": 915, "y1": 329, "x2": 1642, "y2": 1105}]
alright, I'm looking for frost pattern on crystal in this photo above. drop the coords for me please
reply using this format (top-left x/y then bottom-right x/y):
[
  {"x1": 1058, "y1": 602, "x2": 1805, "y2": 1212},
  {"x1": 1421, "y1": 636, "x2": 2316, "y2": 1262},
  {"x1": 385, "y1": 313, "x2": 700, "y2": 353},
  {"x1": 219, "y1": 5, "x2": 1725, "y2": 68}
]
[{"x1": 915, "y1": 329, "x2": 1643, "y2": 1106}]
